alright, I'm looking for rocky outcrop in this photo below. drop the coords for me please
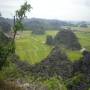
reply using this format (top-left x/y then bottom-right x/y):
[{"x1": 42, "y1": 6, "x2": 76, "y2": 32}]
[
  {"x1": 10, "y1": 54, "x2": 32, "y2": 75},
  {"x1": 31, "y1": 46, "x2": 73, "y2": 79},
  {"x1": 67, "y1": 50, "x2": 90, "y2": 90},
  {"x1": 54, "y1": 30, "x2": 81, "y2": 50}
]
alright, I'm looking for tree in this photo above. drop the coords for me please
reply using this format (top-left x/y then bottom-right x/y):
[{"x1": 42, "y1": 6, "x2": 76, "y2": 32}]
[
  {"x1": 0, "y1": 2, "x2": 31, "y2": 69},
  {"x1": 11, "y1": 2, "x2": 32, "y2": 53},
  {"x1": 46, "y1": 35, "x2": 54, "y2": 45}
]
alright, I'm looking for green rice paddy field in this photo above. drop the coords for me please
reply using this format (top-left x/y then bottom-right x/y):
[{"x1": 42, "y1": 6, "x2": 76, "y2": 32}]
[{"x1": 15, "y1": 30, "x2": 90, "y2": 64}]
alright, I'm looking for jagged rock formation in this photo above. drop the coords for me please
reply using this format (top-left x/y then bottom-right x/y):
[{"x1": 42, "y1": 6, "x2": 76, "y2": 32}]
[
  {"x1": 31, "y1": 46, "x2": 73, "y2": 79},
  {"x1": 54, "y1": 30, "x2": 81, "y2": 50},
  {"x1": 73, "y1": 50, "x2": 90, "y2": 75}
]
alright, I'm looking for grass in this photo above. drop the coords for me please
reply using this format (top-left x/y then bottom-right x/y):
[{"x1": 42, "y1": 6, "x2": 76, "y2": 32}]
[
  {"x1": 44, "y1": 77, "x2": 67, "y2": 90},
  {"x1": 15, "y1": 31, "x2": 57, "y2": 64},
  {"x1": 75, "y1": 31, "x2": 90, "y2": 50},
  {"x1": 15, "y1": 30, "x2": 90, "y2": 64},
  {"x1": 66, "y1": 50, "x2": 82, "y2": 62}
]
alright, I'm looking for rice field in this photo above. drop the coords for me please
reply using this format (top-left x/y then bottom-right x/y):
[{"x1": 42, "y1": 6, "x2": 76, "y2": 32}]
[{"x1": 15, "y1": 30, "x2": 90, "y2": 64}]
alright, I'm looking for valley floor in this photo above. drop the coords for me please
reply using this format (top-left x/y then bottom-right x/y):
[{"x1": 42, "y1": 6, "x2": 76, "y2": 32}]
[{"x1": 15, "y1": 30, "x2": 90, "y2": 64}]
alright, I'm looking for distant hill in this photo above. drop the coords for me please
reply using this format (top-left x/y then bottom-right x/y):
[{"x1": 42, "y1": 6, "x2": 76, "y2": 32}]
[
  {"x1": 6, "y1": 18, "x2": 71, "y2": 31},
  {"x1": 2, "y1": 17, "x2": 89, "y2": 31},
  {"x1": 24, "y1": 18, "x2": 69, "y2": 30}
]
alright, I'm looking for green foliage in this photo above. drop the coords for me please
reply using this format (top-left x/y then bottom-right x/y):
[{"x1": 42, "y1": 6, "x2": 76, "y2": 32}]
[
  {"x1": 75, "y1": 32, "x2": 90, "y2": 50},
  {"x1": 0, "y1": 60, "x2": 21, "y2": 80},
  {"x1": 10, "y1": 2, "x2": 32, "y2": 53},
  {"x1": 0, "y1": 46, "x2": 7, "y2": 69},
  {"x1": 14, "y1": 2, "x2": 31, "y2": 32},
  {"x1": 16, "y1": 2, "x2": 31, "y2": 19},
  {"x1": 44, "y1": 77, "x2": 67, "y2": 90},
  {"x1": 66, "y1": 50, "x2": 82, "y2": 62},
  {"x1": 65, "y1": 74, "x2": 84, "y2": 86},
  {"x1": 0, "y1": 31, "x2": 10, "y2": 69},
  {"x1": 65, "y1": 74, "x2": 89, "y2": 90},
  {"x1": 46, "y1": 35, "x2": 54, "y2": 45}
]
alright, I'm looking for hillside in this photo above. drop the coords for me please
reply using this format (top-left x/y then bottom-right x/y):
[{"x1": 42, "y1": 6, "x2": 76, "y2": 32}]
[
  {"x1": 6, "y1": 18, "x2": 72, "y2": 30},
  {"x1": 2, "y1": 17, "x2": 90, "y2": 32},
  {"x1": 0, "y1": 17, "x2": 11, "y2": 32},
  {"x1": 24, "y1": 18, "x2": 69, "y2": 30}
]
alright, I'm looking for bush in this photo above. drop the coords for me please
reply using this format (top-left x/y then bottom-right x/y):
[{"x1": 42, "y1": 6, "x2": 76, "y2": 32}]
[
  {"x1": 44, "y1": 77, "x2": 67, "y2": 90},
  {"x1": 46, "y1": 35, "x2": 54, "y2": 45},
  {"x1": 0, "y1": 31, "x2": 10, "y2": 69}
]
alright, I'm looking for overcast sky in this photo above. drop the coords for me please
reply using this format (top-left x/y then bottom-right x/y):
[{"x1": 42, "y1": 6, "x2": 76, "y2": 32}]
[{"x1": 0, "y1": 0, "x2": 90, "y2": 21}]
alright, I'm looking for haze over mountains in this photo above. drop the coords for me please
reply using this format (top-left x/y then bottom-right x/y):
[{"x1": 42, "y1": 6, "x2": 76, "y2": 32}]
[{"x1": 0, "y1": 17, "x2": 89, "y2": 33}]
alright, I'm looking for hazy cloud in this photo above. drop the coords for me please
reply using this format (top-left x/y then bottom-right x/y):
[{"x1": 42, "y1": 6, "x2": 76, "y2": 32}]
[{"x1": 0, "y1": 0, "x2": 90, "y2": 21}]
